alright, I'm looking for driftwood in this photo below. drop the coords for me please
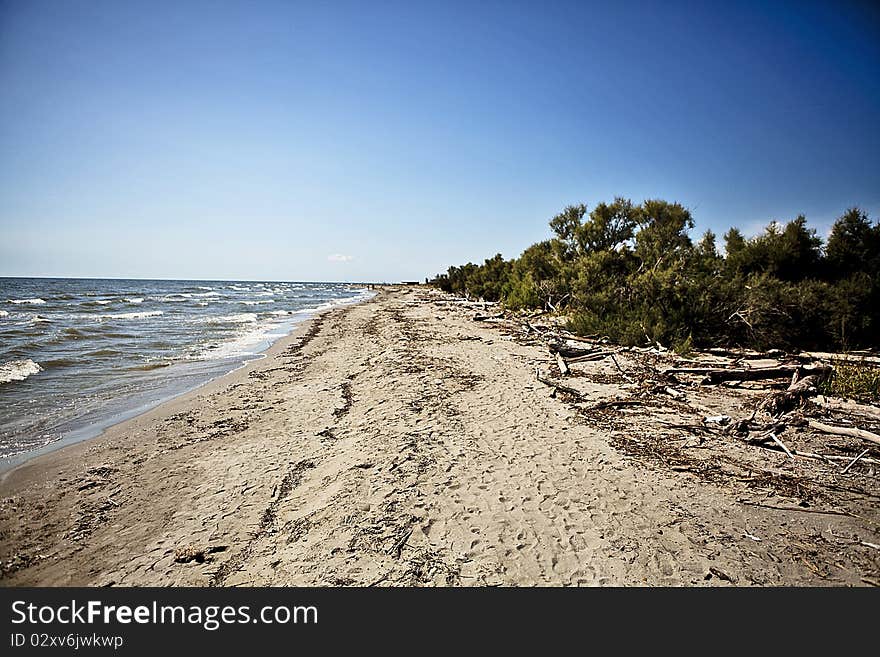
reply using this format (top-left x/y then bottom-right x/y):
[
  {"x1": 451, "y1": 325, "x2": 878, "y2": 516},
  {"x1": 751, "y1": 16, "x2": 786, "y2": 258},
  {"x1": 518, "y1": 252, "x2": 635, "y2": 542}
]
[
  {"x1": 663, "y1": 364, "x2": 831, "y2": 385},
  {"x1": 811, "y1": 397, "x2": 880, "y2": 422},
  {"x1": 547, "y1": 341, "x2": 597, "y2": 359},
  {"x1": 797, "y1": 451, "x2": 879, "y2": 466},
  {"x1": 585, "y1": 398, "x2": 642, "y2": 412},
  {"x1": 737, "y1": 499, "x2": 856, "y2": 518},
  {"x1": 535, "y1": 368, "x2": 584, "y2": 400},
  {"x1": 704, "y1": 347, "x2": 786, "y2": 360},
  {"x1": 808, "y1": 420, "x2": 880, "y2": 447},
  {"x1": 767, "y1": 432, "x2": 794, "y2": 459},
  {"x1": 842, "y1": 449, "x2": 871, "y2": 474},
  {"x1": 473, "y1": 312, "x2": 504, "y2": 321},
  {"x1": 759, "y1": 374, "x2": 824, "y2": 416},
  {"x1": 610, "y1": 353, "x2": 634, "y2": 382},
  {"x1": 556, "y1": 352, "x2": 570, "y2": 376},
  {"x1": 558, "y1": 332, "x2": 602, "y2": 345},
  {"x1": 566, "y1": 350, "x2": 616, "y2": 363},
  {"x1": 799, "y1": 351, "x2": 880, "y2": 366}
]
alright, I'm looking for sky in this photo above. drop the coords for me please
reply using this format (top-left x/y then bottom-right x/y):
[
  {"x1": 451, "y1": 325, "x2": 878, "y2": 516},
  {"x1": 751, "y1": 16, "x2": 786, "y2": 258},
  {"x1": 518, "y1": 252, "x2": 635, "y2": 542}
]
[{"x1": 1, "y1": 0, "x2": 878, "y2": 282}]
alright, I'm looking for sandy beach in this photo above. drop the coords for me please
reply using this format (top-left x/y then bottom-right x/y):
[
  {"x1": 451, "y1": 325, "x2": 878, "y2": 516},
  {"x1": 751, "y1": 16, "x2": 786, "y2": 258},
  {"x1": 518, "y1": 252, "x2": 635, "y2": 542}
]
[{"x1": 1, "y1": 286, "x2": 877, "y2": 586}]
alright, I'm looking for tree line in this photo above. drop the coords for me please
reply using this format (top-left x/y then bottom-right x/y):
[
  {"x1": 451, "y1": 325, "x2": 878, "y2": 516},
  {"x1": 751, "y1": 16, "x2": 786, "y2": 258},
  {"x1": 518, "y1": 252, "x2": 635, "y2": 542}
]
[{"x1": 430, "y1": 199, "x2": 880, "y2": 352}]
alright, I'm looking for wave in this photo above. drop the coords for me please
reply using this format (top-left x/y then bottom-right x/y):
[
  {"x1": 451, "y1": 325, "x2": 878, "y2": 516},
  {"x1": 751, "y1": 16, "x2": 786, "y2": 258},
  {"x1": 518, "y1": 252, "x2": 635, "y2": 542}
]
[
  {"x1": 0, "y1": 359, "x2": 42, "y2": 385},
  {"x1": 31, "y1": 315, "x2": 53, "y2": 324},
  {"x1": 219, "y1": 313, "x2": 258, "y2": 323},
  {"x1": 0, "y1": 310, "x2": 8, "y2": 318},
  {"x1": 8, "y1": 298, "x2": 45, "y2": 305},
  {"x1": 42, "y1": 357, "x2": 79, "y2": 368},
  {"x1": 125, "y1": 361, "x2": 171, "y2": 371},
  {"x1": 85, "y1": 348, "x2": 122, "y2": 357},
  {"x1": 240, "y1": 300, "x2": 274, "y2": 305},
  {"x1": 125, "y1": 298, "x2": 144, "y2": 304},
  {"x1": 97, "y1": 311, "x2": 164, "y2": 320},
  {"x1": 194, "y1": 292, "x2": 220, "y2": 297}
]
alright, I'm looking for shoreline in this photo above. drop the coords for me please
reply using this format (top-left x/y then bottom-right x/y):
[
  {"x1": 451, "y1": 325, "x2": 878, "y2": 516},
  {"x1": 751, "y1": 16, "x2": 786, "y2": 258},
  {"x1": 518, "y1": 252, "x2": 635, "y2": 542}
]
[
  {"x1": 1, "y1": 286, "x2": 877, "y2": 586},
  {"x1": 0, "y1": 290, "x2": 374, "y2": 480}
]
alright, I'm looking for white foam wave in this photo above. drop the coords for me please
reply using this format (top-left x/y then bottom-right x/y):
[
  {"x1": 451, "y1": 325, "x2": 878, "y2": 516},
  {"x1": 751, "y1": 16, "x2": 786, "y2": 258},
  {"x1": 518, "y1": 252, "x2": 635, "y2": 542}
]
[
  {"x1": 240, "y1": 300, "x2": 274, "y2": 305},
  {"x1": 8, "y1": 298, "x2": 45, "y2": 305},
  {"x1": 194, "y1": 292, "x2": 220, "y2": 298},
  {"x1": 98, "y1": 311, "x2": 164, "y2": 320},
  {"x1": 95, "y1": 300, "x2": 113, "y2": 305},
  {"x1": 221, "y1": 313, "x2": 258, "y2": 323},
  {"x1": 196, "y1": 286, "x2": 214, "y2": 291},
  {"x1": 125, "y1": 297, "x2": 144, "y2": 304},
  {"x1": 0, "y1": 310, "x2": 8, "y2": 318},
  {"x1": 0, "y1": 359, "x2": 42, "y2": 384}
]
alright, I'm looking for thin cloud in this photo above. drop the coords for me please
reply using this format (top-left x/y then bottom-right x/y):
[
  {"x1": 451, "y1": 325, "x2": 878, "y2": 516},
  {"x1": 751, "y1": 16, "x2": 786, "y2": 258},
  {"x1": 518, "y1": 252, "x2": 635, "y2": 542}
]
[{"x1": 327, "y1": 254, "x2": 353, "y2": 263}]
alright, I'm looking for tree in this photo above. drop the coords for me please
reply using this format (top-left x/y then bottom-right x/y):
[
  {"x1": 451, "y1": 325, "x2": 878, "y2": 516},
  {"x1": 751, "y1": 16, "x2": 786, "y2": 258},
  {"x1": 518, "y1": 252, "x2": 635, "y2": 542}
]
[
  {"x1": 826, "y1": 207, "x2": 880, "y2": 279},
  {"x1": 634, "y1": 200, "x2": 694, "y2": 268}
]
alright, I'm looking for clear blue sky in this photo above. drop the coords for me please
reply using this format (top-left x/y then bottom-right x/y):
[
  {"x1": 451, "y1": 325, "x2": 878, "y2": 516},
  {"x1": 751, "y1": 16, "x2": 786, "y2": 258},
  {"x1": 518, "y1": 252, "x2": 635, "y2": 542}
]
[{"x1": 1, "y1": 0, "x2": 878, "y2": 281}]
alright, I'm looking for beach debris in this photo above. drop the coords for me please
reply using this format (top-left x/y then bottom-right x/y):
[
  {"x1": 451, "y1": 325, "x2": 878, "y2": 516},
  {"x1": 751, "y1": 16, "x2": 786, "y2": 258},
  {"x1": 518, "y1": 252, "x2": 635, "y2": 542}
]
[
  {"x1": 707, "y1": 566, "x2": 736, "y2": 583},
  {"x1": 807, "y1": 420, "x2": 880, "y2": 447},
  {"x1": 174, "y1": 545, "x2": 228, "y2": 564},
  {"x1": 663, "y1": 364, "x2": 831, "y2": 386},
  {"x1": 842, "y1": 449, "x2": 871, "y2": 474},
  {"x1": 556, "y1": 352, "x2": 570, "y2": 376}
]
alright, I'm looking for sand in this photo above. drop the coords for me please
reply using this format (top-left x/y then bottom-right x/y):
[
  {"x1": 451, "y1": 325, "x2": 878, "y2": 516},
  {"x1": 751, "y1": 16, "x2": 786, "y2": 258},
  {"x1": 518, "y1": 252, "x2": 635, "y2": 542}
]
[{"x1": 1, "y1": 286, "x2": 878, "y2": 586}]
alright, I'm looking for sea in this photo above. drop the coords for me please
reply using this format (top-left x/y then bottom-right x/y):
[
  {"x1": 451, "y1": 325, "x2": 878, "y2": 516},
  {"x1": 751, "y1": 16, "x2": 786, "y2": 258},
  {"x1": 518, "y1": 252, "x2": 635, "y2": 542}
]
[{"x1": 0, "y1": 278, "x2": 373, "y2": 467}]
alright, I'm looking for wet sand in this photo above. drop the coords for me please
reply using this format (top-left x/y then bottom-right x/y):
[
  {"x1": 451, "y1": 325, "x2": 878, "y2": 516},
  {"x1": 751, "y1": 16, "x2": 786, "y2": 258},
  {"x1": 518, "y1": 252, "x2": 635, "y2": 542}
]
[{"x1": 1, "y1": 287, "x2": 878, "y2": 586}]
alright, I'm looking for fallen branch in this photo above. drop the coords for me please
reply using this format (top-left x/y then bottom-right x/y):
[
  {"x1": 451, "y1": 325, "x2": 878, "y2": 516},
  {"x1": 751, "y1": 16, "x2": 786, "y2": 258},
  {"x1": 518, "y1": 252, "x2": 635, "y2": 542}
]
[
  {"x1": 535, "y1": 368, "x2": 585, "y2": 401},
  {"x1": 811, "y1": 397, "x2": 880, "y2": 422},
  {"x1": 548, "y1": 341, "x2": 598, "y2": 359},
  {"x1": 737, "y1": 499, "x2": 855, "y2": 518},
  {"x1": 663, "y1": 364, "x2": 831, "y2": 386},
  {"x1": 610, "y1": 353, "x2": 634, "y2": 382},
  {"x1": 556, "y1": 352, "x2": 570, "y2": 376},
  {"x1": 808, "y1": 420, "x2": 880, "y2": 447},
  {"x1": 759, "y1": 374, "x2": 824, "y2": 416},
  {"x1": 566, "y1": 350, "x2": 616, "y2": 363},
  {"x1": 660, "y1": 386, "x2": 686, "y2": 401},
  {"x1": 768, "y1": 432, "x2": 794, "y2": 460},
  {"x1": 842, "y1": 449, "x2": 871, "y2": 474},
  {"x1": 585, "y1": 398, "x2": 643, "y2": 412}
]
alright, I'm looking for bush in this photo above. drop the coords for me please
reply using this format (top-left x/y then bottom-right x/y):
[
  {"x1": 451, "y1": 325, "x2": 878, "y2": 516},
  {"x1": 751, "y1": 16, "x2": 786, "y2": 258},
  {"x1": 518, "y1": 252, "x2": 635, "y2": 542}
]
[{"x1": 430, "y1": 201, "x2": 880, "y2": 351}]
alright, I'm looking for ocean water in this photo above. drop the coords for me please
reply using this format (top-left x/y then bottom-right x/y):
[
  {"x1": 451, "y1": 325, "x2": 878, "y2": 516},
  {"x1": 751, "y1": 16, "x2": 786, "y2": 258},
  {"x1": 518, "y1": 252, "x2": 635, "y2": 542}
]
[{"x1": 0, "y1": 278, "x2": 373, "y2": 465}]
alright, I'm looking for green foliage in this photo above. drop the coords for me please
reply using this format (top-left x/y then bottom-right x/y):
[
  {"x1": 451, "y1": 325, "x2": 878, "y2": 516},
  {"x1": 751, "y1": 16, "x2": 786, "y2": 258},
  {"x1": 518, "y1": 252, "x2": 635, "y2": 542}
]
[
  {"x1": 429, "y1": 201, "x2": 880, "y2": 351},
  {"x1": 821, "y1": 358, "x2": 880, "y2": 403}
]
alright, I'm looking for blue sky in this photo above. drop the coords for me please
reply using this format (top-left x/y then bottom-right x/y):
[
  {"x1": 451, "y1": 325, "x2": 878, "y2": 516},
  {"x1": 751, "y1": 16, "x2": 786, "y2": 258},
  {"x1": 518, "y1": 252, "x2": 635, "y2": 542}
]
[{"x1": 1, "y1": 0, "x2": 878, "y2": 281}]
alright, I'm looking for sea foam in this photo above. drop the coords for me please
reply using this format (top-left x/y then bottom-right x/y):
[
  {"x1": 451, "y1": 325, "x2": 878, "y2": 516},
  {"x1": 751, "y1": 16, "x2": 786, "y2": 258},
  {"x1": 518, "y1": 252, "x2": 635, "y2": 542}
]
[
  {"x1": 98, "y1": 311, "x2": 164, "y2": 320},
  {"x1": 0, "y1": 359, "x2": 42, "y2": 385},
  {"x1": 8, "y1": 298, "x2": 45, "y2": 305}
]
